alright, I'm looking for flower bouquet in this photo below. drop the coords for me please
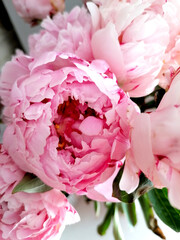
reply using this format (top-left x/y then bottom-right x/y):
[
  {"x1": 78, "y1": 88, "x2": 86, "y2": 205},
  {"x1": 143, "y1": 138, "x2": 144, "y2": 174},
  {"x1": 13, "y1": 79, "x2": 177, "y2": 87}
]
[{"x1": 0, "y1": 0, "x2": 180, "y2": 239}]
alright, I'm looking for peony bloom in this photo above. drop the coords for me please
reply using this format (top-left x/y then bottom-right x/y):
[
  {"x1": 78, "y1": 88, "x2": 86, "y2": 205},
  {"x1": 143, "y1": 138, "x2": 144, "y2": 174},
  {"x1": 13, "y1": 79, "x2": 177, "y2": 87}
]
[
  {"x1": 29, "y1": 6, "x2": 93, "y2": 61},
  {"x1": 87, "y1": 0, "x2": 171, "y2": 97},
  {"x1": 122, "y1": 68, "x2": 180, "y2": 209},
  {"x1": 0, "y1": 51, "x2": 138, "y2": 201},
  {"x1": 0, "y1": 146, "x2": 79, "y2": 240},
  {"x1": 157, "y1": 0, "x2": 180, "y2": 89},
  {"x1": 12, "y1": 0, "x2": 65, "y2": 24}
]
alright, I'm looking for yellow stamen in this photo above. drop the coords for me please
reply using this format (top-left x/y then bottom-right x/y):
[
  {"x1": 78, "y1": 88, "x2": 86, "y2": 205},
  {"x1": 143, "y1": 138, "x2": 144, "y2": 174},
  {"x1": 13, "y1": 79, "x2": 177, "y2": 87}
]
[
  {"x1": 55, "y1": 124, "x2": 60, "y2": 129},
  {"x1": 58, "y1": 142, "x2": 65, "y2": 149}
]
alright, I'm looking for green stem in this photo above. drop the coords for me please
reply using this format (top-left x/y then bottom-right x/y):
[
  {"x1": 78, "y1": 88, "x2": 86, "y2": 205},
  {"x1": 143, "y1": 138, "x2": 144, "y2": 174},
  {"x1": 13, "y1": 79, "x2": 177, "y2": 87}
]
[
  {"x1": 94, "y1": 201, "x2": 100, "y2": 217},
  {"x1": 139, "y1": 194, "x2": 166, "y2": 239},
  {"x1": 122, "y1": 202, "x2": 137, "y2": 226},
  {"x1": 117, "y1": 203, "x2": 124, "y2": 213},
  {"x1": 113, "y1": 204, "x2": 124, "y2": 240},
  {"x1": 97, "y1": 203, "x2": 115, "y2": 236}
]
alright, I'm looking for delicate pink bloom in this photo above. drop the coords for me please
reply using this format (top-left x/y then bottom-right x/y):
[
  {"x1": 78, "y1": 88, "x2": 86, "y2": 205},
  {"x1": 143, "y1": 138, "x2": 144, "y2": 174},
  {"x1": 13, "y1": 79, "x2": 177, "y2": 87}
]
[
  {"x1": 0, "y1": 145, "x2": 24, "y2": 195},
  {"x1": 29, "y1": 6, "x2": 93, "y2": 61},
  {"x1": 88, "y1": 0, "x2": 170, "y2": 97},
  {"x1": 122, "y1": 68, "x2": 180, "y2": 209},
  {"x1": 12, "y1": 0, "x2": 65, "y2": 24},
  {"x1": 0, "y1": 51, "x2": 138, "y2": 201},
  {"x1": 157, "y1": 0, "x2": 180, "y2": 89},
  {"x1": 0, "y1": 146, "x2": 79, "y2": 240}
]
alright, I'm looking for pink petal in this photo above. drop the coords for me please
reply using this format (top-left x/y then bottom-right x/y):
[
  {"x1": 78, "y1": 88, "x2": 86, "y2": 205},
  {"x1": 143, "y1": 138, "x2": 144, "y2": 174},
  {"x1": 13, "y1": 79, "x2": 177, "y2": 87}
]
[
  {"x1": 120, "y1": 151, "x2": 139, "y2": 193},
  {"x1": 79, "y1": 116, "x2": 103, "y2": 136},
  {"x1": 131, "y1": 113, "x2": 161, "y2": 185},
  {"x1": 91, "y1": 22, "x2": 126, "y2": 79}
]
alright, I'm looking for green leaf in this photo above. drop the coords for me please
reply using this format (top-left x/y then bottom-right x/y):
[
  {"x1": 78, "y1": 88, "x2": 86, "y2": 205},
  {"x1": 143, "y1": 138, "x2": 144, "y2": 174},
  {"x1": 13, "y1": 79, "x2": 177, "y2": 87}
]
[
  {"x1": 113, "y1": 204, "x2": 124, "y2": 240},
  {"x1": 97, "y1": 203, "x2": 115, "y2": 236},
  {"x1": 122, "y1": 202, "x2": 137, "y2": 226},
  {"x1": 12, "y1": 173, "x2": 52, "y2": 194},
  {"x1": 139, "y1": 194, "x2": 165, "y2": 239},
  {"x1": 112, "y1": 165, "x2": 153, "y2": 203},
  {"x1": 148, "y1": 188, "x2": 180, "y2": 232}
]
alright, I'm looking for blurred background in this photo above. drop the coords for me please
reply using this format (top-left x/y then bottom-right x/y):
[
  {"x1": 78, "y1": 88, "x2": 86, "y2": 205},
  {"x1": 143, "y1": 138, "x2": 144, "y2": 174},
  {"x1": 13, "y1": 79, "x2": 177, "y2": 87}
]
[{"x1": 0, "y1": 1, "x2": 180, "y2": 240}]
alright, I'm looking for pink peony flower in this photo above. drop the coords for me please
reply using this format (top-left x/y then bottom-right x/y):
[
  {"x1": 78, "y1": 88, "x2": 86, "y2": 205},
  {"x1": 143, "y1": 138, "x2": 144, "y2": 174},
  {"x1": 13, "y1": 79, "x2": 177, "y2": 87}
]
[
  {"x1": 29, "y1": 6, "x2": 93, "y2": 61},
  {"x1": 157, "y1": 0, "x2": 180, "y2": 89},
  {"x1": 12, "y1": 0, "x2": 65, "y2": 24},
  {"x1": 0, "y1": 51, "x2": 138, "y2": 201},
  {"x1": 122, "y1": 68, "x2": 180, "y2": 209},
  {"x1": 0, "y1": 146, "x2": 79, "y2": 240},
  {"x1": 87, "y1": 0, "x2": 170, "y2": 97}
]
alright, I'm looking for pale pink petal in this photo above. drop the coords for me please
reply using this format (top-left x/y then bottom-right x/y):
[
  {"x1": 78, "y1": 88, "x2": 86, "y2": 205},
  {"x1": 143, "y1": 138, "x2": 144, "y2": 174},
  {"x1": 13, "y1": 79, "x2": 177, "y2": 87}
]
[
  {"x1": 91, "y1": 22, "x2": 126, "y2": 79},
  {"x1": 120, "y1": 151, "x2": 139, "y2": 193},
  {"x1": 79, "y1": 116, "x2": 103, "y2": 136}
]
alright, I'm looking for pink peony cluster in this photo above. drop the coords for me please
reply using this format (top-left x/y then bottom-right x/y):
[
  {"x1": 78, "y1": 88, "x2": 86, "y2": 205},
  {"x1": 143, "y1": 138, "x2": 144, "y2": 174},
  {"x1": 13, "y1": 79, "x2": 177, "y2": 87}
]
[
  {"x1": 29, "y1": 6, "x2": 93, "y2": 61},
  {"x1": 0, "y1": 50, "x2": 138, "y2": 201},
  {"x1": 121, "y1": 68, "x2": 180, "y2": 209},
  {"x1": 1, "y1": 1, "x2": 180, "y2": 238},
  {"x1": 88, "y1": 0, "x2": 180, "y2": 97},
  {"x1": 12, "y1": 0, "x2": 65, "y2": 24},
  {"x1": 0, "y1": 146, "x2": 79, "y2": 240}
]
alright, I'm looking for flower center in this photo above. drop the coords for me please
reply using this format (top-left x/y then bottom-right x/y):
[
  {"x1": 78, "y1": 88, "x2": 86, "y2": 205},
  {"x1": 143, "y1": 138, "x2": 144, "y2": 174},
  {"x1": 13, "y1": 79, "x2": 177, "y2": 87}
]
[{"x1": 53, "y1": 97, "x2": 98, "y2": 150}]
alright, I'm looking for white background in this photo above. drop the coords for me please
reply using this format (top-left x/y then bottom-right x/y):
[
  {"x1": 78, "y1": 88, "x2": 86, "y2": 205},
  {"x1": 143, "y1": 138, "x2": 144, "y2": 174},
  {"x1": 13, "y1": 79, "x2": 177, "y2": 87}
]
[{"x1": 61, "y1": 196, "x2": 180, "y2": 240}]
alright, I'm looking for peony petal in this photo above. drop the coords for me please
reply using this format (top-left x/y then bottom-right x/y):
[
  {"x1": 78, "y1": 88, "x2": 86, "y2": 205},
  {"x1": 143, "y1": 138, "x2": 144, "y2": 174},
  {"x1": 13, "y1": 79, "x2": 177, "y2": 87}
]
[
  {"x1": 79, "y1": 116, "x2": 103, "y2": 136},
  {"x1": 131, "y1": 113, "x2": 162, "y2": 186},
  {"x1": 91, "y1": 22, "x2": 126, "y2": 79},
  {"x1": 120, "y1": 151, "x2": 140, "y2": 193}
]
